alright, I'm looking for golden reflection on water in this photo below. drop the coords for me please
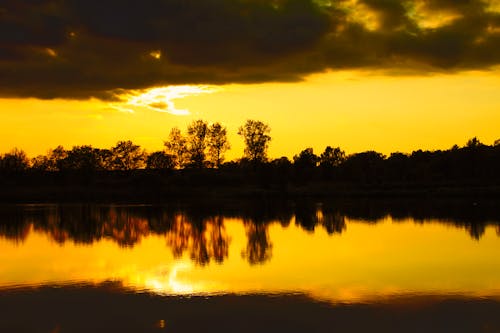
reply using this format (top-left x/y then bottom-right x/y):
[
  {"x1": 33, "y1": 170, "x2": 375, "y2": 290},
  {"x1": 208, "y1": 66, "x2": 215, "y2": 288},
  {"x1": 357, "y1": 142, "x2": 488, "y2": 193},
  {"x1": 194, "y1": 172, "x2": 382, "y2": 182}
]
[{"x1": 0, "y1": 214, "x2": 499, "y2": 302}]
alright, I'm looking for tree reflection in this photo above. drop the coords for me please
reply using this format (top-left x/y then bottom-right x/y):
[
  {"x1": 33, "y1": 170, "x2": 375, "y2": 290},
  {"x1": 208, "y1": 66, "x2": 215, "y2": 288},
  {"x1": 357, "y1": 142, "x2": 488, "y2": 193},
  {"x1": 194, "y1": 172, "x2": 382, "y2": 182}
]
[
  {"x1": 294, "y1": 203, "x2": 346, "y2": 235},
  {"x1": 102, "y1": 207, "x2": 151, "y2": 247},
  {"x1": 0, "y1": 199, "x2": 498, "y2": 267},
  {"x1": 207, "y1": 216, "x2": 230, "y2": 263},
  {"x1": 166, "y1": 213, "x2": 229, "y2": 265},
  {"x1": 464, "y1": 222, "x2": 486, "y2": 241},
  {"x1": 320, "y1": 209, "x2": 346, "y2": 235},
  {"x1": 0, "y1": 206, "x2": 31, "y2": 242},
  {"x1": 242, "y1": 219, "x2": 272, "y2": 265}
]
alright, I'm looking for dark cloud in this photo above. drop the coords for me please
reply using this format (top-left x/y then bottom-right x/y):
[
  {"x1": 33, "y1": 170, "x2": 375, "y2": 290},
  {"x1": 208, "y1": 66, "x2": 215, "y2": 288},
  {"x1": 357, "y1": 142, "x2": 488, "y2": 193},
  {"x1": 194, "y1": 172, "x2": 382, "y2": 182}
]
[
  {"x1": 1, "y1": 0, "x2": 500, "y2": 100},
  {"x1": 358, "y1": 0, "x2": 416, "y2": 31}
]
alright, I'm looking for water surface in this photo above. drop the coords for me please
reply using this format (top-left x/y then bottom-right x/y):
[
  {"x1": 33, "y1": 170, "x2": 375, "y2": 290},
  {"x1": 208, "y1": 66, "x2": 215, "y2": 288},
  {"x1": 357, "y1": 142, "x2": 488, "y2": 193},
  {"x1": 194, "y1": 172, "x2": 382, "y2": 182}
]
[{"x1": 1, "y1": 201, "x2": 499, "y2": 302}]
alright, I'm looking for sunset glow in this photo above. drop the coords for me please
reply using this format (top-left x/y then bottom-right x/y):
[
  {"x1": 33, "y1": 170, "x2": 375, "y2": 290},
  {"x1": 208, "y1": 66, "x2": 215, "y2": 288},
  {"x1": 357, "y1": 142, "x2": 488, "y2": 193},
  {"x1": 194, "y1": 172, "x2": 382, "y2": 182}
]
[{"x1": 110, "y1": 85, "x2": 220, "y2": 115}]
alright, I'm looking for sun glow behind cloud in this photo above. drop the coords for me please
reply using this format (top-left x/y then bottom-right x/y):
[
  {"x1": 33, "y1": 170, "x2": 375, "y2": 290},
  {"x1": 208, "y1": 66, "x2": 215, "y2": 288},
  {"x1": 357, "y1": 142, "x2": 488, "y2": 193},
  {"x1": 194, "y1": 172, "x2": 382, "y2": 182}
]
[{"x1": 110, "y1": 85, "x2": 220, "y2": 116}]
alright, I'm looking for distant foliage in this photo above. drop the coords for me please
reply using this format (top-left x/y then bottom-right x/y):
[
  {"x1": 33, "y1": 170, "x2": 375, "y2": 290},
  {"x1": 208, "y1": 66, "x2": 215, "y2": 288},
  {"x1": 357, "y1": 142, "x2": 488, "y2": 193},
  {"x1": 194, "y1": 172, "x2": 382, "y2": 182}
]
[
  {"x1": 293, "y1": 148, "x2": 319, "y2": 169},
  {"x1": 146, "y1": 151, "x2": 175, "y2": 170},
  {"x1": 59, "y1": 146, "x2": 106, "y2": 171},
  {"x1": 319, "y1": 146, "x2": 345, "y2": 168},
  {"x1": 0, "y1": 148, "x2": 29, "y2": 172},
  {"x1": 466, "y1": 137, "x2": 483, "y2": 148}
]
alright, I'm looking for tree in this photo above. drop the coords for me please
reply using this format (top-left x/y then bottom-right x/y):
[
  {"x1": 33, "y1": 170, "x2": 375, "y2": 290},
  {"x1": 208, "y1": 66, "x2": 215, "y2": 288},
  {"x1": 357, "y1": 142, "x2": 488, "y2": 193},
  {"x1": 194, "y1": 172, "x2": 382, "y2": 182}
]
[
  {"x1": 207, "y1": 122, "x2": 230, "y2": 168},
  {"x1": 110, "y1": 140, "x2": 145, "y2": 170},
  {"x1": 146, "y1": 151, "x2": 175, "y2": 170},
  {"x1": 186, "y1": 120, "x2": 209, "y2": 168},
  {"x1": 238, "y1": 120, "x2": 271, "y2": 163},
  {"x1": 293, "y1": 147, "x2": 319, "y2": 169},
  {"x1": 164, "y1": 127, "x2": 187, "y2": 169},
  {"x1": 31, "y1": 155, "x2": 50, "y2": 171},
  {"x1": 47, "y1": 146, "x2": 67, "y2": 171},
  {"x1": 97, "y1": 149, "x2": 113, "y2": 170},
  {"x1": 319, "y1": 146, "x2": 345, "y2": 168},
  {"x1": 0, "y1": 148, "x2": 29, "y2": 173},
  {"x1": 466, "y1": 137, "x2": 483, "y2": 148},
  {"x1": 341, "y1": 151, "x2": 385, "y2": 183},
  {"x1": 59, "y1": 145, "x2": 104, "y2": 171}
]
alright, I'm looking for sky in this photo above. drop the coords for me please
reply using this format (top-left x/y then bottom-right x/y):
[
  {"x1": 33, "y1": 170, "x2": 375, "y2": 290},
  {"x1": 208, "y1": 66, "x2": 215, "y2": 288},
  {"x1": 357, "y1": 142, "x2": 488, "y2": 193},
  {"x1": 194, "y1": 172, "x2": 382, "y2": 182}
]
[{"x1": 1, "y1": 0, "x2": 500, "y2": 159}]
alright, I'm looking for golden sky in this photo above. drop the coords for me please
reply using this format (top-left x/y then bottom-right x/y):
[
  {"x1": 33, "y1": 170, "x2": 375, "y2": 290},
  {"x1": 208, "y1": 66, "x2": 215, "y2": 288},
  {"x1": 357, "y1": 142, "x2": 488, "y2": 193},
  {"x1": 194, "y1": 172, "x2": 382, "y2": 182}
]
[
  {"x1": 1, "y1": 69, "x2": 499, "y2": 159},
  {"x1": 2, "y1": 0, "x2": 500, "y2": 159}
]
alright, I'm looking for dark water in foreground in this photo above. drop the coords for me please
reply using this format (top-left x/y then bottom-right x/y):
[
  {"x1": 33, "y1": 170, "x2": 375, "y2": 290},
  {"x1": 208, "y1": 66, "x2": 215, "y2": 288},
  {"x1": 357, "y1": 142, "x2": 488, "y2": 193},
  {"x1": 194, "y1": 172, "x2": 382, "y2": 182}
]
[{"x1": 0, "y1": 199, "x2": 499, "y2": 332}]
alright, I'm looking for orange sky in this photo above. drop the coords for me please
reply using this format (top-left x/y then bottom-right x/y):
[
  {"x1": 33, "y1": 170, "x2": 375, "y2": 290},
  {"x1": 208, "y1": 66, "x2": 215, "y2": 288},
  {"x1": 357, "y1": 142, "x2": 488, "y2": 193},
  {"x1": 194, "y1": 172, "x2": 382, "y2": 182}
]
[{"x1": 1, "y1": 70, "x2": 499, "y2": 160}]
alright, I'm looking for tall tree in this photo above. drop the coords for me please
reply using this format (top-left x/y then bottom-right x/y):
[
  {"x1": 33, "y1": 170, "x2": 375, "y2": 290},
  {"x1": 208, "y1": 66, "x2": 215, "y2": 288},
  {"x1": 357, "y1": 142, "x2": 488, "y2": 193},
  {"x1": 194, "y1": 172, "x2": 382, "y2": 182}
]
[
  {"x1": 238, "y1": 120, "x2": 271, "y2": 163},
  {"x1": 164, "y1": 127, "x2": 187, "y2": 169},
  {"x1": 111, "y1": 140, "x2": 145, "y2": 170},
  {"x1": 187, "y1": 120, "x2": 209, "y2": 168},
  {"x1": 207, "y1": 122, "x2": 230, "y2": 168}
]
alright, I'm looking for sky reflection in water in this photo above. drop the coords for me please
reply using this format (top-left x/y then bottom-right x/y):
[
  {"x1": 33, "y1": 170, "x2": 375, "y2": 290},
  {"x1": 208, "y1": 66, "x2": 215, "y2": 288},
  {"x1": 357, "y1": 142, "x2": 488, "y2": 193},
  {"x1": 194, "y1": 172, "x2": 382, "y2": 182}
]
[{"x1": 0, "y1": 202, "x2": 499, "y2": 303}]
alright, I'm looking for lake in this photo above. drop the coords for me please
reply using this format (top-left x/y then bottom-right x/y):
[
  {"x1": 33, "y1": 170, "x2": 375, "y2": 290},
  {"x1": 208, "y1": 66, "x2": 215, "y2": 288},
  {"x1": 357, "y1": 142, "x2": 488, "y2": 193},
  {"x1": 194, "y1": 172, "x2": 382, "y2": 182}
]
[{"x1": 1, "y1": 199, "x2": 499, "y2": 332}]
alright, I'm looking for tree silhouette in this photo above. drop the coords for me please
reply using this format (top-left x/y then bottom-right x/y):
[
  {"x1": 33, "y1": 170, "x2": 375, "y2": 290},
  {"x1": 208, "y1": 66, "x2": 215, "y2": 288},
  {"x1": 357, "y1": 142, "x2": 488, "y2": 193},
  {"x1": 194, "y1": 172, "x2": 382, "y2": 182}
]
[
  {"x1": 293, "y1": 148, "x2": 319, "y2": 169},
  {"x1": 320, "y1": 146, "x2": 345, "y2": 168},
  {"x1": 146, "y1": 151, "x2": 175, "y2": 170},
  {"x1": 0, "y1": 148, "x2": 29, "y2": 173},
  {"x1": 466, "y1": 137, "x2": 483, "y2": 148},
  {"x1": 238, "y1": 120, "x2": 271, "y2": 163},
  {"x1": 341, "y1": 151, "x2": 385, "y2": 183},
  {"x1": 31, "y1": 155, "x2": 51, "y2": 171},
  {"x1": 59, "y1": 146, "x2": 105, "y2": 171},
  {"x1": 164, "y1": 127, "x2": 188, "y2": 169},
  {"x1": 110, "y1": 140, "x2": 145, "y2": 170},
  {"x1": 48, "y1": 146, "x2": 67, "y2": 171},
  {"x1": 186, "y1": 120, "x2": 208, "y2": 168},
  {"x1": 207, "y1": 122, "x2": 230, "y2": 168}
]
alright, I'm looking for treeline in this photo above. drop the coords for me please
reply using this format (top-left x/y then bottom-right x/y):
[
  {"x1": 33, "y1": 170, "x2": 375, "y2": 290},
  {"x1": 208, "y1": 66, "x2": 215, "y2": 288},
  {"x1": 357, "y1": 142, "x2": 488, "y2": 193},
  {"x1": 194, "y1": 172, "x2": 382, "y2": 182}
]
[
  {"x1": 0, "y1": 119, "x2": 262, "y2": 172},
  {"x1": 1, "y1": 119, "x2": 500, "y2": 192}
]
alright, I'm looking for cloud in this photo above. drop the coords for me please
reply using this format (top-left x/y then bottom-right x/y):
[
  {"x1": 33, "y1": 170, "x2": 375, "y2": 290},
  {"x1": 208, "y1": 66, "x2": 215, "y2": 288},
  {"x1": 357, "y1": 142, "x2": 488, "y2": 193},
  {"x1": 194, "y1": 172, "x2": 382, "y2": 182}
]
[
  {"x1": 110, "y1": 85, "x2": 218, "y2": 115},
  {"x1": 1, "y1": 0, "x2": 500, "y2": 100}
]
